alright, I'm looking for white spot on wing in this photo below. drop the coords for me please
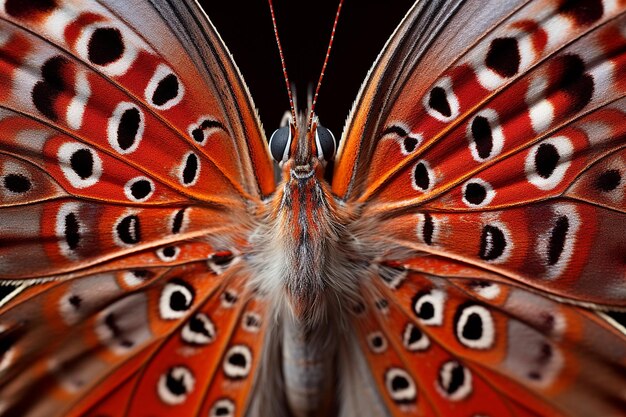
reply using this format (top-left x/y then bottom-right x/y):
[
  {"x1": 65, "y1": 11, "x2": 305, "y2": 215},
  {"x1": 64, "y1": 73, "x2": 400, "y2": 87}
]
[
  {"x1": 66, "y1": 70, "x2": 91, "y2": 130},
  {"x1": 527, "y1": 75, "x2": 554, "y2": 134}
]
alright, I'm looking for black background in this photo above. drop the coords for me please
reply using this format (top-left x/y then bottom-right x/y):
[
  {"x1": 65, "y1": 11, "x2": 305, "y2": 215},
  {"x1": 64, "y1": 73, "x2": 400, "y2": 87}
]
[{"x1": 197, "y1": 0, "x2": 414, "y2": 138}]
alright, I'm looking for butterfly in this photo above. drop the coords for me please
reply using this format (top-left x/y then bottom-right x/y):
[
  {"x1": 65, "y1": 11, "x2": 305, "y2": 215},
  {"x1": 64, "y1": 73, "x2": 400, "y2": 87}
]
[{"x1": 0, "y1": 0, "x2": 624, "y2": 416}]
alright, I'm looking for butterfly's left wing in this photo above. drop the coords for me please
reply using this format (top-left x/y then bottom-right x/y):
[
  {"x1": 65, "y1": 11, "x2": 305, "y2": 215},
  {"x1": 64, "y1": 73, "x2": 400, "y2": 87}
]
[
  {"x1": 334, "y1": 1, "x2": 626, "y2": 416},
  {"x1": 0, "y1": 0, "x2": 272, "y2": 415}
]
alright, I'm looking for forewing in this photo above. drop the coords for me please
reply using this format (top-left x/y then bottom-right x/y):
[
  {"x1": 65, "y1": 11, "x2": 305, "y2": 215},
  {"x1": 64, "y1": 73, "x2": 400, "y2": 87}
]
[{"x1": 0, "y1": 0, "x2": 274, "y2": 280}]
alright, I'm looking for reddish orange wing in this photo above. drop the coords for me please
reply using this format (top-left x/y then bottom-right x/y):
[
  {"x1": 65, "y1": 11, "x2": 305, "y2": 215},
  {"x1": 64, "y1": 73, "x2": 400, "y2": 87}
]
[
  {"x1": 334, "y1": 1, "x2": 626, "y2": 416},
  {"x1": 0, "y1": 0, "x2": 272, "y2": 415}
]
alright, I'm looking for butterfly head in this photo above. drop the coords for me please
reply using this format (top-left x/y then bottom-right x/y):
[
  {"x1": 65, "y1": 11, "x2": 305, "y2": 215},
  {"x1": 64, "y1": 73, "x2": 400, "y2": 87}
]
[{"x1": 268, "y1": 114, "x2": 337, "y2": 177}]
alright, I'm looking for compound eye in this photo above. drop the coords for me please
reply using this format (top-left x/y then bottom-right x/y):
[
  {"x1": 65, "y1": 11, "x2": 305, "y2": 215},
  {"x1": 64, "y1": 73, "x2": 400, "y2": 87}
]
[
  {"x1": 315, "y1": 124, "x2": 336, "y2": 162},
  {"x1": 269, "y1": 126, "x2": 292, "y2": 163}
]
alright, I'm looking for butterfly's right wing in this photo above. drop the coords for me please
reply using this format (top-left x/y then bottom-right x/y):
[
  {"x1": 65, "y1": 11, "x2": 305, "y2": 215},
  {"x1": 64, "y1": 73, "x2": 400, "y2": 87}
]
[{"x1": 333, "y1": 1, "x2": 626, "y2": 416}]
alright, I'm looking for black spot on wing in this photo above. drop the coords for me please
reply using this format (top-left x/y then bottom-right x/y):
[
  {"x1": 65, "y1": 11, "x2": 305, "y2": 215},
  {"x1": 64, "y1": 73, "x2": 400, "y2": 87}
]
[
  {"x1": 169, "y1": 280, "x2": 194, "y2": 312},
  {"x1": 5, "y1": 0, "x2": 57, "y2": 18},
  {"x1": 116, "y1": 214, "x2": 141, "y2": 245},
  {"x1": 191, "y1": 119, "x2": 226, "y2": 144},
  {"x1": 221, "y1": 290, "x2": 238, "y2": 306},
  {"x1": 547, "y1": 215, "x2": 569, "y2": 266},
  {"x1": 438, "y1": 361, "x2": 467, "y2": 396},
  {"x1": 64, "y1": 212, "x2": 81, "y2": 250},
  {"x1": 454, "y1": 304, "x2": 486, "y2": 343},
  {"x1": 595, "y1": 169, "x2": 621, "y2": 192},
  {"x1": 117, "y1": 108, "x2": 141, "y2": 151},
  {"x1": 228, "y1": 352, "x2": 246, "y2": 367},
  {"x1": 391, "y1": 374, "x2": 409, "y2": 391},
  {"x1": 479, "y1": 225, "x2": 506, "y2": 261},
  {"x1": 32, "y1": 56, "x2": 67, "y2": 121},
  {"x1": 428, "y1": 86, "x2": 452, "y2": 117},
  {"x1": 405, "y1": 325, "x2": 422, "y2": 344},
  {"x1": 3, "y1": 174, "x2": 31, "y2": 193},
  {"x1": 535, "y1": 143, "x2": 560, "y2": 179},
  {"x1": 412, "y1": 292, "x2": 435, "y2": 320},
  {"x1": 104, "y1": 312, "x2": 133, "y2": 348},
  {"x1": 422, "y1": 213, "x2": 434, "y2": 245},
  {"x1": 165, "y1": 369, "x2": 188, "y2": 396},
  {"x1": 88, "y1": 27, "x2": 124, "y2": 66},
  {"x1": 464, "y1": 182, "x2": 487, "y2": 205},
  {"x1": 172, "y1": 209, "x2": 186, "y2": 234},
  {"x1": 403, "y1": 137, "x2": 418, "y2": 153},
  {"x1": 413, "y1": 162, "x2": 430, "y2": 190},
  {"x1": 385, "y1": 368, "x2": 417, "y2": 404},
  {"x1": 380, "y1": 125, "x2": 408, "y2": 138},
  {"x1": 486, "y1": 37, "x2": 520, "y2": 78},
  {"x1": 70, "y1": 149, "x2": 94, "y2": 180},
  {"x1": 558, "y1": 0, "x2": 603, "y2": 26},
  {"x1": 68, "y1": 294, "x2": 81, "y2": 308},
  {"x1": 194, "y1": 318, "x2": 214, "y2": 337},
  {"x1": 161, "y1": 246, "x2": 177, "y2": 259},
  {"x1": 471, "y1": 116, "x2": 493, "y2": 159},
  {"x1": 129, "y1": 179, "x2": 152, "y2": 200},
  {"x1": 182, "y1": 154, "x2": 199, "y2": 185},
  {"x1": 556, "y1": 54, "x2": 594, "y2": 114},
  {"x1": 152, "y1": 74, "x2": 179, "y2": 106}
]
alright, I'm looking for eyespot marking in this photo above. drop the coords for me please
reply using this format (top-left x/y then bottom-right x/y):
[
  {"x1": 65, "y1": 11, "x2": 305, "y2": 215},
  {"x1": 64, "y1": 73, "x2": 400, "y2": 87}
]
[
  {"x1": 181, "y1": 313, "x2": 216, "y2": 345},
  {"x1": 412, "y1": 160, "x2": 434, "y2": 192},
  {"x1": 157, "y1": 366, "x2": 195, "y2": 405},
  {"x1": 367, "y1": 331, "x2": 387, "y2": 354},
  {"x1": 107, "y1": 103, "x2": 145, "y2": 154},
  {"x1": 412, "y1": 290, "x2": 445, "y2": 326},
  {"x1": 402, "y1": 323, "x2": 430, "y2": 352},
  {"x1": 58, "y1": 143, "x2": 103, "y2": 188},
  {"x1": 159, "y1": 279, "x2": 195, "y2": 320},
  {"x1": 114, "y1": 214, "x2": 141, "y2": 246},
  {"x1": 209, "y1": 399, "x2": 235, "y2": 417},
  {"x1": 145, "y1": 64, "x2": 184, "y2": 110},
  {"x1": 437, "y1": 360, "x2": 472, "y2": 401},
  {"x1": 454, "y1": 304, "x2": 496, "y2": 350},
  {"x1": 223, "y1": 344, "x2": 252, "y2": 379},
  {"x1": 178, "y1": 152, "x2": 200, "y2": 186},
  {"x1": 385, "y1": 368, "x2": 417, "y2": 404}
]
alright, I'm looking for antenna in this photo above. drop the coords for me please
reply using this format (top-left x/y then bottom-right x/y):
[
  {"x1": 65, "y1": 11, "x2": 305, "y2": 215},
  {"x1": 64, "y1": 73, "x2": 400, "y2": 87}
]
[
  {"x1": 308, "y1": 0, "x2": 344, "y2": 128},
  {"x1": 268, "y1": 0, "x2": 297, "y2": 123}
]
